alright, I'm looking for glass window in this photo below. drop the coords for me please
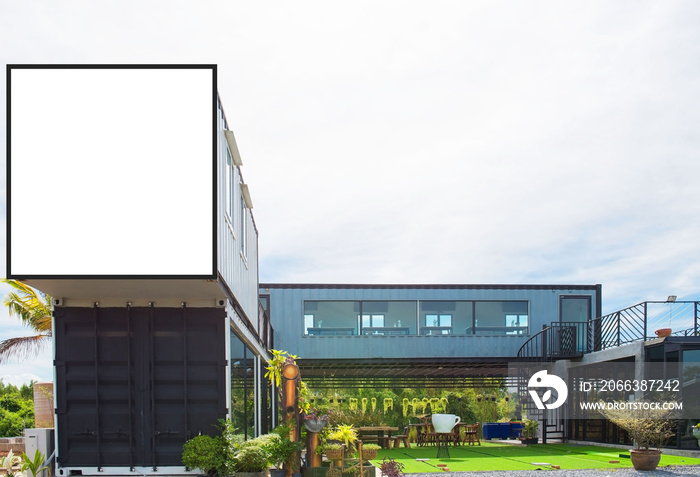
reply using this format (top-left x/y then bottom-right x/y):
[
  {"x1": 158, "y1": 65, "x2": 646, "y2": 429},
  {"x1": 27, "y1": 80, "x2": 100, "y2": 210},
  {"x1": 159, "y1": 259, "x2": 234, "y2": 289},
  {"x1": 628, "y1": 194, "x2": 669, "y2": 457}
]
[
  {"x1": 560, "y1": 296, "x2": 591, "y2": 323},
  {"x1": 475, "y1": 301, "x2": 528, "y2": 335},
  {"x1": 420, "y1": 301, "x2": 472, "y2": 335},
  {"x1": 361, "y1": 314, "x2": 385, "y2": 328},
  {"x1": 304, "y1": 301, "x2": 359, "y2": 335},
  {"x1": 361, "y1": 301, "x2": 417, "y2": 335}
]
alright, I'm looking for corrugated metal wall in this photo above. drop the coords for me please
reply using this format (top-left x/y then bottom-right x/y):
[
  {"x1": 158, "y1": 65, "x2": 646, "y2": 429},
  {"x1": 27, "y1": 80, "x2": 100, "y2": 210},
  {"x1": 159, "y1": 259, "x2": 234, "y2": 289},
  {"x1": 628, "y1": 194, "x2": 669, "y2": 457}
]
[
  {"x1": 216, "y1": 103, "x2": 259, "y2": 327},
  {"x1": 54, "y1": 306, "x2": 227, "y2": 470},
  {"x1": 262, "y1": 285, "x2": 600, "y2": 360}
]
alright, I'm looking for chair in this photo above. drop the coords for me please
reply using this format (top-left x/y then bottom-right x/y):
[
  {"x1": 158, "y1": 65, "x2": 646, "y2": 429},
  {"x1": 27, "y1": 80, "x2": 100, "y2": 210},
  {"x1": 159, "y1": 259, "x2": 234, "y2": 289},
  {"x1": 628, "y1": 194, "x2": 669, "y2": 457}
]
[
  {"x1": 389, "y1": 426, "x2": 411, "y2": 449},
  {"x1": 463, "y1": 423, "x2": 481, "y2": 446}
]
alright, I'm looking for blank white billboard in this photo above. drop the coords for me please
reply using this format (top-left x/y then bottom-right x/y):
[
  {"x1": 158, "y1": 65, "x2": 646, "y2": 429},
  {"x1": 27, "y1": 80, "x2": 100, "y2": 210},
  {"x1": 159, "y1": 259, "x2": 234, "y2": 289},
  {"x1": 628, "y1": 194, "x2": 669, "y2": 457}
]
[{"x1": 8, "y1": 65, "x2": 216, "y2": 278}]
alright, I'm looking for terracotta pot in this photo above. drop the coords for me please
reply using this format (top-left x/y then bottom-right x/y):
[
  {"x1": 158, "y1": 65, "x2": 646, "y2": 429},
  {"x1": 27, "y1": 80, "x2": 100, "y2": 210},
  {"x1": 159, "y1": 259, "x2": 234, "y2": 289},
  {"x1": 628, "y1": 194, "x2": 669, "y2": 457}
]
[
  {"x1": 630, "y1": 449, "x2": 661, "y2": 471},
  {"x1": 655, "y1": 328, "x2": 672, "y2": 337}
]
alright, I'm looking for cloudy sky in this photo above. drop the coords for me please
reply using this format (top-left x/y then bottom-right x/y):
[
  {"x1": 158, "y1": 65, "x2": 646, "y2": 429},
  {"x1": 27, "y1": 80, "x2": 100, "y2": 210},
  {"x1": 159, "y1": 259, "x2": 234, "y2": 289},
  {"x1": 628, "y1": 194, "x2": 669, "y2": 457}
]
[{"x1": 1, "y1": 0, "x2": 699, "y2": 384}]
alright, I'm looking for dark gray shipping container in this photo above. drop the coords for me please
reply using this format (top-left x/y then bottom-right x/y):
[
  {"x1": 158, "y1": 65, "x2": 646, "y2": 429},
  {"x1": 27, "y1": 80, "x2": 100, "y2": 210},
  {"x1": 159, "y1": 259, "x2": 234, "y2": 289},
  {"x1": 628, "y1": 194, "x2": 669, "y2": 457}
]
[{"x1": 54, "y1": 306, "x2": 227, "y2": 470}]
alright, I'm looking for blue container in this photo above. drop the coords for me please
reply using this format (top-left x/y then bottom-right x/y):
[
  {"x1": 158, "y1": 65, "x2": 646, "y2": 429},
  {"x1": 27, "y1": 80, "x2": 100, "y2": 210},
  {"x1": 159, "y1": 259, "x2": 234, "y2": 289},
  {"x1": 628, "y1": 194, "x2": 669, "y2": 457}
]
[
  {"x1": 482, "y1": 423, "x2": 510, "y2": 440},
  {"x1": 509, "y1": 422, "x2": 524, "y2": 439}
]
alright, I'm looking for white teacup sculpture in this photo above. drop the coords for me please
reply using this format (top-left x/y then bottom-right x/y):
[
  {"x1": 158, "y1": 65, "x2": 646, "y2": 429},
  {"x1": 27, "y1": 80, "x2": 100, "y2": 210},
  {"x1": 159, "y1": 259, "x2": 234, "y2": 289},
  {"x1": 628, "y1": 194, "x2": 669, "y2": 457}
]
[{"x1": 432, "y1": 413, "x2": 461, "y2": 433}]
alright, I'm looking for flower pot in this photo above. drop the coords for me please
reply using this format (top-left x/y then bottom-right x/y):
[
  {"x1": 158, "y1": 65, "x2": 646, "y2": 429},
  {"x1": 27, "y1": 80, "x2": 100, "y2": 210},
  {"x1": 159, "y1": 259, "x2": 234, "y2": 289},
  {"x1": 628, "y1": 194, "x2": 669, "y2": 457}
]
[
  {"x1": 304, "y1": 418, "x2": 328, "y2": 433},
  {"x1": 361, "y1": 449, "x2": 378, "y2": 460},
  {"x1": 520, "y1": 437, "x2": 538, "y2": 445},
  {"x1": 629, "y1": 449, "x2": 661, "y2": 471},
  {"x1": 324, "y1": 449, "x2": 343, "y2": 461},
  {"x1": 655, "y1": 328, "x2": 672, "y2": 338}
]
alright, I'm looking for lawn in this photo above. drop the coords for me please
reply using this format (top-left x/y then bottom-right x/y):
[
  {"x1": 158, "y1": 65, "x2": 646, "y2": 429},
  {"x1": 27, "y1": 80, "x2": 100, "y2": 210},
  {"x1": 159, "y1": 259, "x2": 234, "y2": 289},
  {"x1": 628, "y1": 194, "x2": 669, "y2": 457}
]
[{"x1": 368, "y1": 443, "x2": 700, "y2": 472}]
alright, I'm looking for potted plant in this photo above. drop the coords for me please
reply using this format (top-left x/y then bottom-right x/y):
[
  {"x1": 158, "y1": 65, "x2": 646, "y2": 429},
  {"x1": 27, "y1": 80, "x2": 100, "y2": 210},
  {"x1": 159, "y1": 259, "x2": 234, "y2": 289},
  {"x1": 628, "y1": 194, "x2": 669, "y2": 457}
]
[
  {"x1": 317, "y1": 443, "x2": 344, "y2": 461},
  {"x1": 519, "y1": 419, "x2": 539, "y2": 445},
  {"x1": 268, "y1": 434, "x2": 304, "y2": 477},
  {"x1": 328, "y1": 425, "x2": 358, "y2": 453},
  {"x1": 234, "y1": 443, "x2": 272, "y2": 477},
  {"x1": 182, "y1": 434, "x2": 228, "y2": 476},
  {"x1": 359, "y1": 443, "x2": 381, "y2": 461},
  {"x1": 600, "y1": 400, "x2": 677, "y2": 471},
  {"x1": 379, "y1": 457, "x2": 405, "y2": 477},
  {"x1": 693, "y1": 423, "x2": 700, "y2": 446},
  {"x1": 303, "y1": 409, "x2": 329, "y2": 433}
]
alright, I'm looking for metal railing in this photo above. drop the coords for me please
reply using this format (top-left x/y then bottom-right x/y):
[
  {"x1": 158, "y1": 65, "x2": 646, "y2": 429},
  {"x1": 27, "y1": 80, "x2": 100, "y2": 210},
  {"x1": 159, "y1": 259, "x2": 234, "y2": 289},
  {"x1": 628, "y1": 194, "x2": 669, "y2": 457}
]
[
  {"x1": 516, "y1": 322, "x2": 588, "y2": 361},
  {"x1": 517, "y1": 301, "x2": 700, "y2": 361}
]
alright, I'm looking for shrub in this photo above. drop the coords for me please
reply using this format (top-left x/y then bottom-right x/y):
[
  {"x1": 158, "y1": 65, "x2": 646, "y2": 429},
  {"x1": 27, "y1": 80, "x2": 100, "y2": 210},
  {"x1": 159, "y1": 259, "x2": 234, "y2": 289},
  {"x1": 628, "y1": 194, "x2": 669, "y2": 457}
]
[
  {"x1": 234, "y1": 444, "x2": 271, "y2": 472},
  {"x1": 182, "y1": 434, "x2": 227, "y2": 476},
  {"x1": 600, "y1": 401, "x2": 677, "y2": 451}
]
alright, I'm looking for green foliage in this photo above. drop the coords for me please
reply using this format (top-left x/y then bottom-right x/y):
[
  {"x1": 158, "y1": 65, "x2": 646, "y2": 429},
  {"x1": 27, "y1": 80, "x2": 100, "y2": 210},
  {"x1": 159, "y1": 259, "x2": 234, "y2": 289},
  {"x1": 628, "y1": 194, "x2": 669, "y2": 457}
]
[
  {"x1": 361, "y1": 443, "x2": 381, "y2": 450},
  {"x1": 520, "y1": 419, "x2": 539, "y2": 439},
  {"x1": 182, "y1": 434, "x2": 227, "y2": 475},
  {"x1": 21, "y1": 450, "x2": 49, "y2": 477},
  {"x1": 265, "y1": 349, "x2": 297, "y2": 387},
  {"x1": 0, "y1": 379, "x2": 35, "y2": 437},
  {"x1": 327, "y1": 424, "x2": 358, "y2": 452},
  {"x1": 234, "y1": 444, "x2": 270, "y2": 472}
]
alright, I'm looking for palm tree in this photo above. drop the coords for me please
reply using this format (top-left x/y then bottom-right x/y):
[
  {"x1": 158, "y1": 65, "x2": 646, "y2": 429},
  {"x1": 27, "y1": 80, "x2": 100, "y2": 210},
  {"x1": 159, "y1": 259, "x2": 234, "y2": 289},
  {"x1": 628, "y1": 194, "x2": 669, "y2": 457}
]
[{"x1": 0, "y1": 279, "x2": 52, "y2": 363}]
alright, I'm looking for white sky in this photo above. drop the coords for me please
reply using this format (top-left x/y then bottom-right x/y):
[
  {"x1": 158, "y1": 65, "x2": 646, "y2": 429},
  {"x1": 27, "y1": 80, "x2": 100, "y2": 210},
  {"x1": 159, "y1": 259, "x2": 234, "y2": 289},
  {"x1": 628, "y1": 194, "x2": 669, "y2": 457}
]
[{"x1": 1, "y1": 0, "x2": 699, "y2": 384}]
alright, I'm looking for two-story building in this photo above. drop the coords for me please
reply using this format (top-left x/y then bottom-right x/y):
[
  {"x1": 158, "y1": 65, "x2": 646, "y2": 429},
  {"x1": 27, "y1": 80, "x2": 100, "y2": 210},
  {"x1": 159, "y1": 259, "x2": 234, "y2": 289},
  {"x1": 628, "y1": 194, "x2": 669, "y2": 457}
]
[
  {"x1": 259, "y1": 283, "x2": 601, "y2": 387},
  {"x1": 7, "y1": 65, "x2": 272, "y2": 476}
]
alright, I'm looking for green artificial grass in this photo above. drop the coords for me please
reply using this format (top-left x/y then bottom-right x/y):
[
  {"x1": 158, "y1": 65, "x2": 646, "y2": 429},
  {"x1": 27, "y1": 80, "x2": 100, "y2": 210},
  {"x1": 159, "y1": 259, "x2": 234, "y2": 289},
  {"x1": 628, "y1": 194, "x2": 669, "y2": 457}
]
[{"x1": 368, "y1": 442, "x2": 700, "y2": 473}]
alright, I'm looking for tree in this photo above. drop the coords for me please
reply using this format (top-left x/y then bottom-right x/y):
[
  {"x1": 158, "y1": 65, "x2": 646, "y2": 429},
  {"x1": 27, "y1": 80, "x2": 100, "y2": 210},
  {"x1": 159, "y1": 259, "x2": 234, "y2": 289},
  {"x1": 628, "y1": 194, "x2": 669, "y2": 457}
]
[{"x1": 0, "y1": 280, "x2": 52, "y2": 363}]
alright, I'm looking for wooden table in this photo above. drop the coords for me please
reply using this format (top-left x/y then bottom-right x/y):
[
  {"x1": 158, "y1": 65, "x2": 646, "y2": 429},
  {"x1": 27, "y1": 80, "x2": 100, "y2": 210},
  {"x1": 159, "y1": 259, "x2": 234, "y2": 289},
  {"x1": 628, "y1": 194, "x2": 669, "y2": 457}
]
[{"x1": 358, "y1": 426, "x2": 398, "y2": 448}]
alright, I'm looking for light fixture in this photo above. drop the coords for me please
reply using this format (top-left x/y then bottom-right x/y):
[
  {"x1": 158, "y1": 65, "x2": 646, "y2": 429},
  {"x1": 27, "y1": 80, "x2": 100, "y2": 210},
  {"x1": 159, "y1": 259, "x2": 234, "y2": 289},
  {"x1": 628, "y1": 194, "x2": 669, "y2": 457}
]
[{"x1": 667, "y1": 295, "x2": 677, "y2": 302}]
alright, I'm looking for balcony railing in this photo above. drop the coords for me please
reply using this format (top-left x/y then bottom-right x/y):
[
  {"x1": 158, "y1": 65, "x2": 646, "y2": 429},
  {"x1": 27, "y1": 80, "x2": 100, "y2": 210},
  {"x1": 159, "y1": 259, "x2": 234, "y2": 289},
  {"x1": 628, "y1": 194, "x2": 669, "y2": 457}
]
[{"x1": 517, "y1": 301, "x2": 700, "y2": 361}]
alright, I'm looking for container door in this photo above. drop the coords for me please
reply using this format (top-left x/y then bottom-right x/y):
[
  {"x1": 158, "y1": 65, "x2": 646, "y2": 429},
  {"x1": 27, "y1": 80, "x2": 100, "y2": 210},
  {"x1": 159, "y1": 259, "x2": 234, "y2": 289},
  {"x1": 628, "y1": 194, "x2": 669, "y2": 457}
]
[{"x1": 55, "y1": 306, "x2": 227, "y2": 469}]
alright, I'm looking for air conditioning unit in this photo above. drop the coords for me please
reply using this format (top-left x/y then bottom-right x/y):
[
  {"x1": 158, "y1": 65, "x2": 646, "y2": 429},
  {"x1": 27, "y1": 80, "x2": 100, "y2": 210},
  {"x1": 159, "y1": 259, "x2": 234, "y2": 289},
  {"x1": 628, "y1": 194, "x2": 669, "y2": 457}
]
[{"x1": 25, "y1": 428, "x2": 54, "y2": 477}]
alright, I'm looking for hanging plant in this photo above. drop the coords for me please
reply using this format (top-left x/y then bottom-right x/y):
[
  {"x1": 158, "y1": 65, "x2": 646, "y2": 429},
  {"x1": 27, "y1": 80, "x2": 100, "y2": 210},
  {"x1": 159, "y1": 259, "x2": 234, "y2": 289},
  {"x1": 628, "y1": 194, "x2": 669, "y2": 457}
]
[
  {"x1": 361, "y1": 398, "x2": 368, "y2": 414},
  {"x1": 476, "y1": 394, "x2": 483, "y2": 402},
  {"x1": 440, "y1": 397, "x2": 449, "y2": 413},
  {"x1": 384, "y1": 398, "x2": 394, "y2": 413},
  {"x1": 402, "y1": 398, "x2": 410, "y2": 417},
  {"x1": 349, "y1": 398, "x2": 358, "y2": 412},
  {"x1": 371, "y1": 397, "x2": 377, "y2": 412},
  {"x1": 411, "y1": 398, "x2": 420, "y2": 415},
  {"x1": 429, "y1": 398, "x2": 440, "y2": 413}
]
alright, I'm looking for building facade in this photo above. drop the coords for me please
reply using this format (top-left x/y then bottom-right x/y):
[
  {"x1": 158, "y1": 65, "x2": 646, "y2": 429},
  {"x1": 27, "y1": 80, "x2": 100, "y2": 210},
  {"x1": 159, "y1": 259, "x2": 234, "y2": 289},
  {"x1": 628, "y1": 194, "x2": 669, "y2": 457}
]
[{"x1": 8, "y1": 66, "x2": 272, "y2": 476}]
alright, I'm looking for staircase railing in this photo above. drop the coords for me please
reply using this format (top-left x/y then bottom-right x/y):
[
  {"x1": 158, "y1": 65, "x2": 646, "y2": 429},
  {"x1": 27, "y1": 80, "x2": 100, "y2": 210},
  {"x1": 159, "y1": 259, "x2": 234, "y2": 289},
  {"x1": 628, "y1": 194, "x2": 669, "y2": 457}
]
[
  {"x1": 516, "y1": 322, "x2": 588, "y2": 361},
  {"x1": 518, "y1": 301, "x2": 700, "y2": 360}
]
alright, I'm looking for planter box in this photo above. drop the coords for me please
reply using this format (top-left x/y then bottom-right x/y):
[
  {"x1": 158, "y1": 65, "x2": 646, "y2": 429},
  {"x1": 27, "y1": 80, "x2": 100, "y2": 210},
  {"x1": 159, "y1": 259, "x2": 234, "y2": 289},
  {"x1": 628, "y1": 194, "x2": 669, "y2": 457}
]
[
  {"x1": 482, "y1": 423, "x2": 510, "y2": 440},
  {"x1": 482, "y1": 422, "x2": 524, "y2": 440}
]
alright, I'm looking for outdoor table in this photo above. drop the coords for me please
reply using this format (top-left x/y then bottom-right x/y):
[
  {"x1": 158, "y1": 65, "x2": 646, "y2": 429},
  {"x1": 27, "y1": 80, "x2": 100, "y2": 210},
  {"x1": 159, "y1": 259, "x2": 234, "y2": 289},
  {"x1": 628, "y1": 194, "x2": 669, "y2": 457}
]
[{"x1": 358, "y1": 426, "x2": 398, "y2": 448}]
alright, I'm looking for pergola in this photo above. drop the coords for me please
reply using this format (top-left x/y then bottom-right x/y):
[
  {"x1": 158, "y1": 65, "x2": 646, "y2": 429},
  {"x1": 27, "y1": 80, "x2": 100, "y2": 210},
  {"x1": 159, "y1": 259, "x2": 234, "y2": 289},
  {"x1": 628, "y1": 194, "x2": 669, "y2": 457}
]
[{"x1": 296, "y1": 357, "x2": 521, "y2": 389}]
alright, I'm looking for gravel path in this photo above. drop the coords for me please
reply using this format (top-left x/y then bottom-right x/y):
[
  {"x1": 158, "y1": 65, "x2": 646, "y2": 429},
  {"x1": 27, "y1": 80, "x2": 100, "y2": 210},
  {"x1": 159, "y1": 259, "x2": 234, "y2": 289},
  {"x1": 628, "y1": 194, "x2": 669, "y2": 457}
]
[{"x1": 407, "y1": 465, "x2": 700, "y2": 476}]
